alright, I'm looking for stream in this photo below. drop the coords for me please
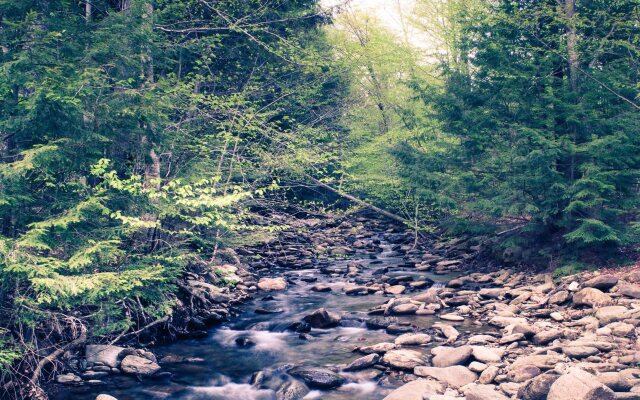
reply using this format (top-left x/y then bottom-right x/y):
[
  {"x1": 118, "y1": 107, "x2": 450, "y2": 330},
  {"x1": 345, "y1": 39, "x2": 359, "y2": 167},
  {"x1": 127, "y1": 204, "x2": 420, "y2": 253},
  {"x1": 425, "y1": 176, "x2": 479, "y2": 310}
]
[{"x1": 52, "y1": 235, "x2": 475, "y2": 400}]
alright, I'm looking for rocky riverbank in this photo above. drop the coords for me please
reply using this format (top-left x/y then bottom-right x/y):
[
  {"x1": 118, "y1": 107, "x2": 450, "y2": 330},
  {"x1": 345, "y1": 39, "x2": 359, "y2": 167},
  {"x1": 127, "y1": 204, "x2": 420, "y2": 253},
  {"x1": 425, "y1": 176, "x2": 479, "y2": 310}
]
[{"x1": 47, "y1": 214, "x2": 640, "y2": 400}]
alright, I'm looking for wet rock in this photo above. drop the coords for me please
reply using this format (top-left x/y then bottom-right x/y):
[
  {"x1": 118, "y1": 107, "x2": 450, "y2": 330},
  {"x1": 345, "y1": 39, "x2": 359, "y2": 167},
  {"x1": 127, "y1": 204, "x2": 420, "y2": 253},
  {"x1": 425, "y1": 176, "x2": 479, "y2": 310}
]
[
  {"x1": 394, "y1": 333, "x2": 432, "y2": 346},
  {"x1": 432, "y1": 323, "x2": 460, "y2": 343},
  {"x1": 257, "y1": 277, "x2": 288, "y2": 291},
  {"x1": 573, "y1": 288, "x2": 612, "y2": 307},
  {"x1": 440, "y1": 313, "x2": 464, "y2": 321},
  {"x1": 517, "y1": 373, "x2": 559, "y2": 400},
  {"x1": 120, "y1": 355, "x2": 161, "y2": 376},
  {"x1": 414, "y1": 365, "x2": 477, "y2": 388},
  {"x1": 389, "y1": 303, "x2": 419, "y2": 314},
  {"x1": 276, "y1": 380, "x2": 309, "y2": 400},
  {"x1": 359, "y1": 342, "x2": 397, "y2": 354},
  {"x1": 344, "y1": 285, "x2": 369, "y2": 295},
  {"x1": 235, "y1": 337, "x2": 256, "y2": 347},
  {"x1": 344, "y1": 354, "x2": 380, "y2": 371},
  {"x1": 431, "y1": 345, "x2": 472, "y2": 367},
  {"x1": 96, "y1": 395, "x2": 118, "y2": 400},
  {"x1": 310, "y1": 284, "x2": 331, "y2": 292},
  {"x1": 288, "y1": 367, "x2": 345, "y2": 389},
  {"x1": 464, "y1": 384, "x2": 509, "y2": 400},
  {"x1": 302, "y1": 308, "x2": 341, "y2": 329},
  {"x1": 382, "y1": 349, "x2": 425, "y2": 370},
  {"x1": 584, "y1": 275, "x2": 619, "y2": 291},
  {"x1": 56, "y1": 373, "x2": 82, "y2": 384},
  {"x1": 385, "y1": 324, "x2": 413, "y2": 334},
  {"x1": 383, "y1": 379, "x2": 445, "y2": 400},
  {"x1": 365, "y1": 317, "x2": 396, "y2": 330},
  {"x1": 385, "y1": 285, "x2": 406, "y2": 295},
  {"x1": 479, "y1": 288, "x2": 504, "y2": 299},
  {"x1": 85, "y1": 345, "x2": 126, "y2": 368},
  {"x1": 547, "y1": 368, "x2": 615, "y2": 400}
]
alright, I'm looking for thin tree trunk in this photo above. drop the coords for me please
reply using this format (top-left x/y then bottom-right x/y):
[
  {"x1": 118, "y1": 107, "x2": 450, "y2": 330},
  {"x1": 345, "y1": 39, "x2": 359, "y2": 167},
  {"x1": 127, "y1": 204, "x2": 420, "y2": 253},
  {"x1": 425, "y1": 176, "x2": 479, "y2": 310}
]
[
  {"x1": 308, "y1": 176, "x2": 408, "y2": 225},
  {"x1": 564, "y1": 0, "x2": 578, "y2": 91}
]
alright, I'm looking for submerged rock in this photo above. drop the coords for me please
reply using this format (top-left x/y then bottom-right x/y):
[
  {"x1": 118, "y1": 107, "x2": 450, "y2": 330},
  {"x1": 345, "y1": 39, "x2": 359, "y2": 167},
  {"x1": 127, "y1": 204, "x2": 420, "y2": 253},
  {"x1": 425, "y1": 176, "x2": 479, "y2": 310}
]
[{"x1": 302, "y1": 308, "x2": 341, "y2": 328}]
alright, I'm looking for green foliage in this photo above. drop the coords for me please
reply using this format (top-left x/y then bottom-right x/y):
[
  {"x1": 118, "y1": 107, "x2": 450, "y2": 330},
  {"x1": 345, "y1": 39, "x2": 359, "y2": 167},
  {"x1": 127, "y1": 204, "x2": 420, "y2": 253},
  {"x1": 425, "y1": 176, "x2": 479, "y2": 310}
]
[{"x1": 0, "y1": 0, "x2": 343, "y2": 384}]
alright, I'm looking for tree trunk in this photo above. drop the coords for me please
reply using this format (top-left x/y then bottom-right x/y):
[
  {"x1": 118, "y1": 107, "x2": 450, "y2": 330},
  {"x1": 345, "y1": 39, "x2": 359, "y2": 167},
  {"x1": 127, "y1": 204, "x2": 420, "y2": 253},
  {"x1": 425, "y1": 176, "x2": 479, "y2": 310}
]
[{"x1": 564, "y1": 0, "x2": 578, "y2": 91}]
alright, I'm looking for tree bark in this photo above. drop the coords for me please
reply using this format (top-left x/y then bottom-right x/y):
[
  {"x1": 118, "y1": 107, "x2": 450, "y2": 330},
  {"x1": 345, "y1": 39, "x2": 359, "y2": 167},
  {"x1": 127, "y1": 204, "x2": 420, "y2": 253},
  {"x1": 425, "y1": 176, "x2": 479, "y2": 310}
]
[{"x1": 564, "y1": 0, "x2": 579, "y2": 91}]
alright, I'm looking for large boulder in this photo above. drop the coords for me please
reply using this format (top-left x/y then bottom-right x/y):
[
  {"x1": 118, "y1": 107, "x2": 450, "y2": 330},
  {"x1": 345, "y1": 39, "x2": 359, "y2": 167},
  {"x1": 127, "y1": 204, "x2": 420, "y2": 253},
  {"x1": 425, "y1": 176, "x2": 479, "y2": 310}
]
[
  {"x1": 288, "y1": 367, "x2": 345, "y2": 389},
  {"x1": 382, "y1": 349, "x2": 425, "y2": 370},
  {"x1": 120, "y1": 355, "x2": 161, "y2": 376},
  {"x1": 547, "y1": 368, "x2": 615, "y2": 400},
  {"x1": 302, "y1": 308, "x2": 340, "y2": 329},
  {"x1": 414, "y1": 366, "x2": 477, "y2": 388},
  {"x1": 572, "y1": 288, "x2": 612, "y2": 307},
  {"x1": 257, "y1": 277, "x2": 287, "y2": 291},
  {"x1": 583, "y1": 275, "x2": 618, "y2": 291},
  {"x1": 383, "y1": 379, "x2": 445, "y2": 400},
  {"x1": 431, "y1": 345, "x2": 472, "y2": 367},
  {"x1": 85, "y1": 345, "x2": 126, "y2": 368}
]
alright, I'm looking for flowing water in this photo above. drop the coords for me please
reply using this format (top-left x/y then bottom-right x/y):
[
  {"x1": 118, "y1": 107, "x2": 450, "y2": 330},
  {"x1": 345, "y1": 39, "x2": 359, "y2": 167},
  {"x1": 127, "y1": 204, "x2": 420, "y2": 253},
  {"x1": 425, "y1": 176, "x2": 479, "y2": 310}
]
[{"x1": 52, "y1": 238, "x2": 476, "y2": 400}]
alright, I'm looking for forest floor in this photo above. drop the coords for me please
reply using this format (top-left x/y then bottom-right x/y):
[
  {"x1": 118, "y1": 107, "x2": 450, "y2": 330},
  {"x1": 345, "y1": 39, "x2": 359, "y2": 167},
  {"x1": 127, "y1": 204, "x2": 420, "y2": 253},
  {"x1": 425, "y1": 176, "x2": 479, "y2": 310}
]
[{"x1": 45, "y1": 213, "x2": 640, "y2": 400}]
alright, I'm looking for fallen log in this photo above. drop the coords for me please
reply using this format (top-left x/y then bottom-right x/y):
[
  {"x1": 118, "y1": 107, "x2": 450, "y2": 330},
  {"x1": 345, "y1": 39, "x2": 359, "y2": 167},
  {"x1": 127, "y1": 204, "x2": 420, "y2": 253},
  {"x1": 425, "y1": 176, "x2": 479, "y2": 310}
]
[{"x1": 308, "y1": 177, "x2": 409, "y2": 225}]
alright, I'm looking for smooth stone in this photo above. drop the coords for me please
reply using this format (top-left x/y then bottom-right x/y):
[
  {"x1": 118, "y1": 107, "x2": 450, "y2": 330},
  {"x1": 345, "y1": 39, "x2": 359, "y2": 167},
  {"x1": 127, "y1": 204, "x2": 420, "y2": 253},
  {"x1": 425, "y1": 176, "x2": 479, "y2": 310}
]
[
  {"x1": 533, "y1": 329, "x2": 564, "y2": 345},
  {"x1": 584, "y1": 275, "x2": 619, "y2": 291},
  {"x1": 276, "y1": 379, "x2": 309, "y2": 400},
  {"x1": 383, "y1": 379, "x2": 445, "y2": 400},
  {"x1": 471, "y1": 346, "x2": 504, "y2": 363},
  {"x1": 96, "y1": 395, "x2": 118, "y2": 400},
  {"x1": 563, "y1": 346, "x2": 600, "y2": 359},
  {"x1": 257, "y1": 277, "x2": 287, "y2": 291},
  {"x1": 507, "y1": 364, "x2": 542, "y2": 382},
  {"x1": 394, "y1": 333, "x2": 432, "y2": 346},
  {"x1": 288, "y1": 367, "x2": 345, "y2": 389},
  {"x1": 359, "y1": 342, "x2": 397, "y2": 354},
  {"x1": 382, "y1": 349, "x2": 426, "y2": 370},
  {"x1": 85, "y1": 345, "x2": 126, "y2": 368},
  {"x1": 595, "y1": 306, "x2": 629, "y2": 325},
  {"x1": 302, "y1": 308, "x2": 341, "y2": 328},
  {"x1": 120, "y1": 355, "x2": 161, "y2": 376},
  {"x1": 344, "y1": 354, "x2": 380, "y2": 371},
  {"x1": 56, "y1": 373, "x2": 81, "y2": 384},
  {"x1": 479, "y1": 365, "x2": 499, "y2": 384},
  {"x1": 440, "y1": 313, "x2": 464, "y2": 321},
  {"x1": 548, "y1": 290, "x2": 570, "y2": 305},
  {"x1": 431, "y1": 345, "x2": 472, "y2": 368},
  {"x1": 464, "y1": 384, "x2": 509, "y2": 400},
  {"x1": 414, "y1": 365, "x2": 477, "y2": 388},
  {"x1": 573, "y1": 288, "x2": 612, "y2": 307}
]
